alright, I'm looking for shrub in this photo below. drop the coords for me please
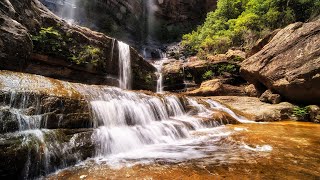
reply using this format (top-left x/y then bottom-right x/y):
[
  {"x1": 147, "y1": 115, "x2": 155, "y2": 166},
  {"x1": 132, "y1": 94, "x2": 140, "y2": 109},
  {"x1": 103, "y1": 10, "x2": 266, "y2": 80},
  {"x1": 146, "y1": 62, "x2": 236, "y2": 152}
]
[
  {"x1": 31, "y1": 27, "x2": 70, "y2": 58},
  {"x1": 293, "y1": 106, "x2": 309, "y2": 119},
  {"x1": 32, "y1": 27, "x2": 102, "y2": 66},
  {"x1": 182, "y1": 0, "x2": 320, "y2": 56},
  {"x1": 71, "y1": 45, "x2": 102, "y2": 65},
  {"x1": 202, "y1": 70, "x2": 214, "y2": 80}
]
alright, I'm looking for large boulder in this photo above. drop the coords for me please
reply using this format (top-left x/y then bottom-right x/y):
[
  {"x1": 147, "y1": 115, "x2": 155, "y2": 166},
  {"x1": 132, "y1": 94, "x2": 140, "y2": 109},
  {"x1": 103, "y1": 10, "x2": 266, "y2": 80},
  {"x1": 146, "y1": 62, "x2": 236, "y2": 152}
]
[
  {"x1": 0, "y1": 0, "x2": 156, "y2": 90},
  {"x1": 240, "y1": 20, "x2": 320, "y2": 104}
]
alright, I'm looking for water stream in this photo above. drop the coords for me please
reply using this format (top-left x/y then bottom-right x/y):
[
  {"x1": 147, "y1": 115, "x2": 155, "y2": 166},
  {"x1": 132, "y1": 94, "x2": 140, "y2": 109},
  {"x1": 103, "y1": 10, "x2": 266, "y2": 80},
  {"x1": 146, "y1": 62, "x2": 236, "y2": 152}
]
[{"x1": 118, "y1": 41, "x2": 131, "y2": 90}]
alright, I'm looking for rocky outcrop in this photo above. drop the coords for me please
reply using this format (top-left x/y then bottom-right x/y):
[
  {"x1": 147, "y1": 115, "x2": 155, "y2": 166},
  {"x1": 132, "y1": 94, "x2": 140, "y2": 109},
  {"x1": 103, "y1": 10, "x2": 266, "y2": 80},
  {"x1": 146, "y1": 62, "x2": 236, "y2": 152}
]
[
  {"x1": 307, "y1": 105, "x2": 320, "y2": 123},
  {"x1": 186, "y1": 79, "x2": 246, "y2": 96},
  {"x1": 162, "y1": 55, "x2": 245, "y2": 92},
  {"x1": 0, "y1": 70, "x2": 97, "y2": 179},
  {"x1": 208, "y1": 96, "x2": 295, "y2": 122},
  {"x1": 0, "y1": 0, "x2": 156, "y2": 90},
  {"x1": 40, "y1": 0, "x2": 217, "y2": 46},
  {"x1": 240, "y1": 20, "x2": 320, "y2": 104},
  {"x1": 259, "y1": 90, "x2": 282, "y2": 104}
]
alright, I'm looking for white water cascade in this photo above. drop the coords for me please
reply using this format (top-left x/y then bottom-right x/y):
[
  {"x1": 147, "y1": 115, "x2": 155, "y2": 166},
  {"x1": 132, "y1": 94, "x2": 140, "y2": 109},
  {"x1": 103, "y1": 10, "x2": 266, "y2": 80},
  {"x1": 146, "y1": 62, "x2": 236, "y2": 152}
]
[
  {"x1": 153, "y1": 57, "x2": 167, "y2": 93},
  {"x1": 71, "y1": 84, "x2": 255, "y2": 166},
  {"x1": 118, "y1": 41, "x2": 132, "y2": 90}
]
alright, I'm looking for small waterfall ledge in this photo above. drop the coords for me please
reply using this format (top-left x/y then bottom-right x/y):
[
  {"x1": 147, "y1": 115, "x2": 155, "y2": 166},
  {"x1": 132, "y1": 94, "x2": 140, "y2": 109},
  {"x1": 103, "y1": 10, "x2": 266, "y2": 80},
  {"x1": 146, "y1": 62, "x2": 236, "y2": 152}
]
[{"x1": 0, "y1": 70, "x2": 250, "y2": 179}]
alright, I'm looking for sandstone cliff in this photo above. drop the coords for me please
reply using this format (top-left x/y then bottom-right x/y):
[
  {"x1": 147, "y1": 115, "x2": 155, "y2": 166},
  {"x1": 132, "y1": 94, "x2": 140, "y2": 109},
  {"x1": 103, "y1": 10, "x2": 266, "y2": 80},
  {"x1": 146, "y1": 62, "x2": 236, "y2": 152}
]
[
  {"x1": 240, "y1": 20, "x2": 320, "y2": 104},
  {"x1": 0, "y1": 0, "x2": 156, "y2": 90}
]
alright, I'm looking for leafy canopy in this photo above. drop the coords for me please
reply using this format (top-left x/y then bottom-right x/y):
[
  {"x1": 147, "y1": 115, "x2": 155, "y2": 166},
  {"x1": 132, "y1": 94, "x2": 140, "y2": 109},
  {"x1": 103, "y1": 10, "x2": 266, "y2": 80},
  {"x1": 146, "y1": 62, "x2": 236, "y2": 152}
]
[{"x1": 182, "y1": 0, "x2": 320, "y2": 55}]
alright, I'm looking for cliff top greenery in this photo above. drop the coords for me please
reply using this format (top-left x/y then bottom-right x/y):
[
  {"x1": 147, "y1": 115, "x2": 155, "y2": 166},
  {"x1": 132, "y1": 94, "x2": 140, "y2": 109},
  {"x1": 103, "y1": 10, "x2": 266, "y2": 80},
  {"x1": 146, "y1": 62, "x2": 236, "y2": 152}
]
[{"x1": 182, "y1": 0, "x2": 320, "y2": 56}]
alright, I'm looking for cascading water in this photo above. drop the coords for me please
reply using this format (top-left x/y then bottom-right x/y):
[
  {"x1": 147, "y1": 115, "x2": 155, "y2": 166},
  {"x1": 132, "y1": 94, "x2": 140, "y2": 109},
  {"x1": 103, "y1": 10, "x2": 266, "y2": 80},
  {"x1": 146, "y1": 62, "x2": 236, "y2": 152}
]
[
  {"x1": 74, "y1": 84, "x2": 255, "y2": 166},
  {"x1": 1, "y1": 91, "x2": 88, "y2": 179},
  {"x1": 153, "y1": 56, "x2": 167, "y2": 93},
  {"x1": 118, "y1": 41, "x2": 132, "y2": 90},
  {"x1": 0, "y1": 71, "x2": 265, "y2": 178}
]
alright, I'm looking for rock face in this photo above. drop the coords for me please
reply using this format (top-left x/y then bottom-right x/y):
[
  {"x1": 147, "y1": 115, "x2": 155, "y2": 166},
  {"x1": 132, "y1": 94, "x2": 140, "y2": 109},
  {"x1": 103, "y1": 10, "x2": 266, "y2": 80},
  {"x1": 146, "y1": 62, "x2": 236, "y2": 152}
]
[
  {"x1": 0, "y1": 70, "x2": 96, "y2": 179},
  {"x1": 40, "y1": 0, "x2": 217, "y2": 47},
  {"x1": 0, "y1": 0, "x2": 156, "y2": 91},
  {"x1": 240, "y1": 20, "x2": 320, "y2": 104}
]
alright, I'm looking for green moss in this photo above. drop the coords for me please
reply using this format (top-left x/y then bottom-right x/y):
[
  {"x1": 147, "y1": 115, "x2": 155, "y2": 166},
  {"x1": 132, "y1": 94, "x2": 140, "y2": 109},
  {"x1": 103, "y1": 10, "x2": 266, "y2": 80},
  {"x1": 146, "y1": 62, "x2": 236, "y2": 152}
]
[
  {"x1": 71, "y1": 45, "x2": 102, "y2": 66},
  {"x1": 32, "y1": 27, "x2": 102, "y2": 66}
]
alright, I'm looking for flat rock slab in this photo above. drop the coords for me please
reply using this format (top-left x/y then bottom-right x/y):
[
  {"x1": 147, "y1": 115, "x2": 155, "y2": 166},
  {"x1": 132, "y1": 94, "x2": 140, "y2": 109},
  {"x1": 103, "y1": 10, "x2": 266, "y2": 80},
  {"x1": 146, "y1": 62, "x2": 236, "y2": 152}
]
[{"x1": 208, "y1": 96, "x2": 295, "y2": 122}]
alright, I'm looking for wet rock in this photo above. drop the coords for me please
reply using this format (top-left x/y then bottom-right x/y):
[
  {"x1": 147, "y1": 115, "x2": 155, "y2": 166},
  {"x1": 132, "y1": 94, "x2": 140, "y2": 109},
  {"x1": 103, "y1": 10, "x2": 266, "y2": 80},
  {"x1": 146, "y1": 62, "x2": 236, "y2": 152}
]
[
  {"x1": 162, "y1": 60, "x2": 185, "y2": 91},
  {"x1": 240, "y1": 20, "x2": 320, "y2": 104},
  {"x1": 186, "y1": 79, "x2": 245, "y2": 96},
  {"x1": 0, "y1": 71, "x2": 94, "y2": 132},
  {"x1": 259, "y1": 90, "x2": 282, "y2": 104},
  {"x1": 0, "y1": 107, "x2": 20, "y2": 133},
  {"x1": 201, "y1": 110, "x2": 241, "y2": 126},
  {"x1": 0, "y1": 129, "x2": 94, "y2": 179},
  {"x1": 208, "y1": 96, "x2": 295, "y2": 122},
  {"x1": 307, "y1": 105, "x2": 320, "y2": 123}
]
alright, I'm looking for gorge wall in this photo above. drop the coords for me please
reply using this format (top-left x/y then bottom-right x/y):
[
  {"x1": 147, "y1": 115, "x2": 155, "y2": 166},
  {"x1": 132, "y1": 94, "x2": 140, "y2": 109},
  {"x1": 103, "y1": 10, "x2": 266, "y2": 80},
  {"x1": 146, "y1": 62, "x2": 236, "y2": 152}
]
[
  {"x1": 0, "y1": 0, "x2": 156, "y2": 90},
  {"x1": 40, "y1": 0, "x2": 217, "y2": 48}
]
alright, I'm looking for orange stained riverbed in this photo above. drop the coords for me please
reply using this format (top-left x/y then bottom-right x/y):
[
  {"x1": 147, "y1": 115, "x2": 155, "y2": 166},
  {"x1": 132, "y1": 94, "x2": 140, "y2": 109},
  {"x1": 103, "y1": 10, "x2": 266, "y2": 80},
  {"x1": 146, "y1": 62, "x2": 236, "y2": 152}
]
[{"x1": 47, "y1": 121, "x2": 320, "y2": 180}]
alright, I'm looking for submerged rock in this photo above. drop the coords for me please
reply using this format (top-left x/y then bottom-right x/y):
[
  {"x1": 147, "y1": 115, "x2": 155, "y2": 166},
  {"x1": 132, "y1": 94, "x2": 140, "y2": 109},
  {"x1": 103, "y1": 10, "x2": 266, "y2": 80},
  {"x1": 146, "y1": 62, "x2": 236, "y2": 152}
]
[{"x1": 240, "y1": 20, "x2": 320, "y2": 104}]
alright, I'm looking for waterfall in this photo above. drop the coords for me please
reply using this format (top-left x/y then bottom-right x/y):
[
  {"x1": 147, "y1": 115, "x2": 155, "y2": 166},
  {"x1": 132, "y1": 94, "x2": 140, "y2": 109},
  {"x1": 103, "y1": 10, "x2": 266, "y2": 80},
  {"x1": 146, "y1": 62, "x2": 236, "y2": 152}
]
[
  {"x1": 153, "y1": 59, "x2": 165, "y2": 93},
  {"x1": 118, "y1": 41, "x2": 132, "y2": 90},
  {"x1": 0, "y1": 72, "x2": 253, "y2": 178},
  {"x1": 80, "y1": 87, "x2": 192, "y2": 157}
]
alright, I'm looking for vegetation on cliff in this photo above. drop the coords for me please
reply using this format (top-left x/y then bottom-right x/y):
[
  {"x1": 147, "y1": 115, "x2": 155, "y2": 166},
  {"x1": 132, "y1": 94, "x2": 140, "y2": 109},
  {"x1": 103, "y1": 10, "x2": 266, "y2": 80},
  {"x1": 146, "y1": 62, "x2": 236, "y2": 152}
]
[
  {"x1": 32, "y1": 27, "x2": 103, "y2": 66},
  {"x1": 182, "y1": 0, "x2": 320, "y2": 55}
]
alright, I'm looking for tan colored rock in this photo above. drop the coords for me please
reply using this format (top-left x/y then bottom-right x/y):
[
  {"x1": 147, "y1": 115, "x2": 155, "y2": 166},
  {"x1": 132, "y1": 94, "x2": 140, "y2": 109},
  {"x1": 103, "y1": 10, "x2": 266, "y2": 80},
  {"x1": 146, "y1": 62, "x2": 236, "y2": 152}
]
[
  {"x1": 208, "y1": 96, "x2": 295, "y2": 122},
  {"x1": 226, "y1": 49, "x2": 246, "y2": 60},
  {"x1": 259, "y1": 90, "x2": 282, "y2": 104},
  {"x1": 186, "y1": 79, "x2": 245, "y2": 96},
  {"x1": 244, "y1": 84, "x2": 259, "y2": 97},
  {"x1": 240, "y1": 20, "x2": 320, "y2": 104},
  {"x1": 307, "y1": 105, "x2": 320, "y2": 123},
  {"x1": 200, "y1": 110, "x2": 241, "y2": 126}
]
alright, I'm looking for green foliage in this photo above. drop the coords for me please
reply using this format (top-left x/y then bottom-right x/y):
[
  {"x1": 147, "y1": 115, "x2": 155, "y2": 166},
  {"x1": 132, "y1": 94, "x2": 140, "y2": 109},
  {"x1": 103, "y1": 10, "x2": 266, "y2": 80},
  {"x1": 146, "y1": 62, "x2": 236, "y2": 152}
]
[
  {"x1": 32, "y1": 27, "x2": 103, "y2": 66},
  {"x1": 182, "y1": 0, "x2": 320, "y2": 55},
  {"x1": 31, "y1": 27, "x2": 70, "y2": 58},
  {"x1": 217, "y1": 64, "x2": 238, "y2": 74},
  {"x1": 293, "y1": 106, "x2": 309, "y2": 118},
  {"x1": 71, "y1": 45, "x2": 102, "y2": 65},
  {"x1": 202, "y1": 70, "x2": 214, "y2": 80}
]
